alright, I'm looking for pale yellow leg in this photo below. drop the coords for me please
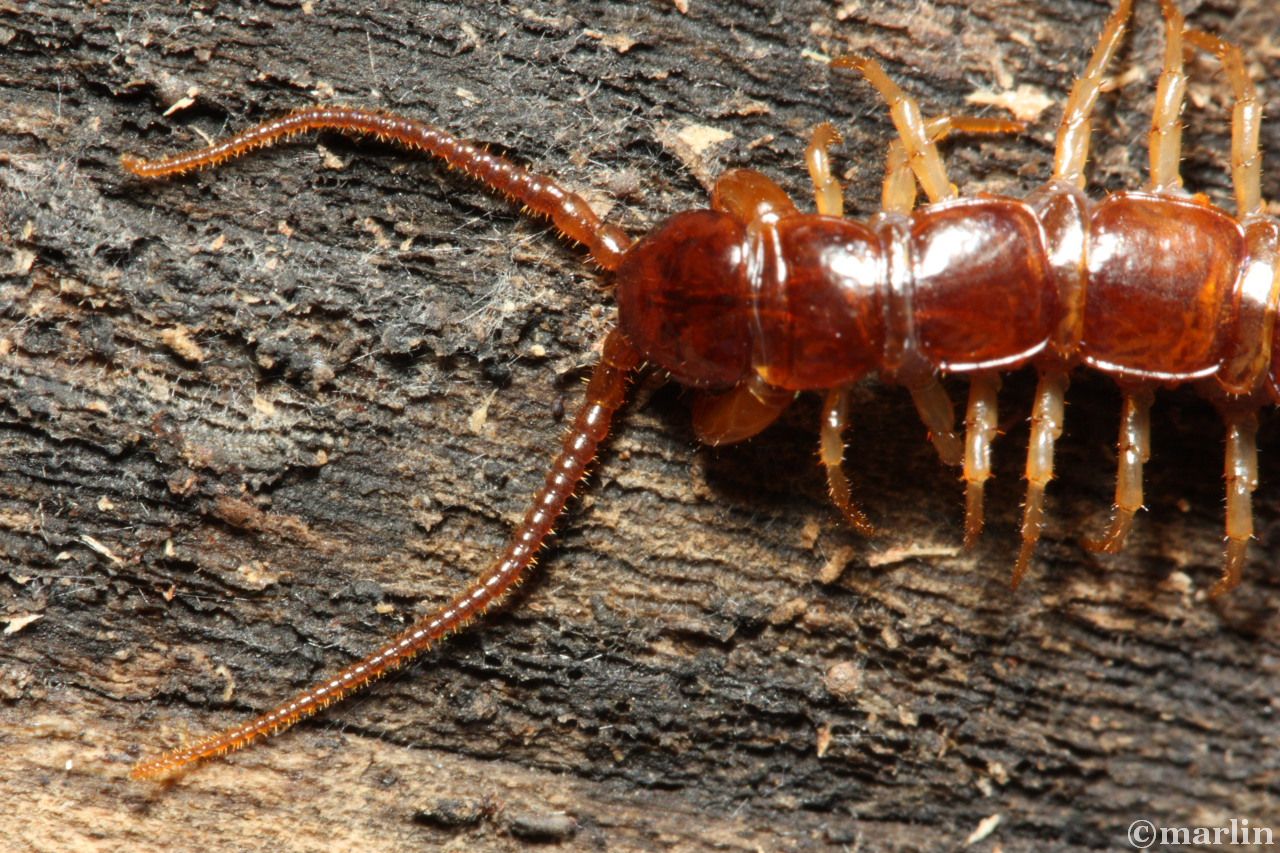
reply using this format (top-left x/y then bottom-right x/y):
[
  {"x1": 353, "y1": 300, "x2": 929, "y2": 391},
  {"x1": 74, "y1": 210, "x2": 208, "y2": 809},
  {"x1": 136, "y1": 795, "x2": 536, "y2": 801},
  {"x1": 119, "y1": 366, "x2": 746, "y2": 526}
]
[
  {"x1": 882, "y1": 138, "x2": 919, "y2": 215},
  {"x1": 1012, "y1": 370, "x2": 1069, "y2": 588},
  {"x1": 1084, "y1": 387, "x2": 1155, "y2": 553},
  {"x1": 962, "y1": 373, "x2": 1001, "y2": 549},
  {"x1": 1216, "y1": 409, "x2": 1259, "y2": 597},
  {"x1": 1053, "y1": 0, "x2": 1134, "y2": 186},
  {"x1": 1148, "y1": 0, "x2": 1188, "y2": 192},
  {"x1": 833, "y1": 55, "x2": 956, "y2": 204},
  {"x1": 1173, "y1": 17, "x2": 1266, "y2": 594},
  {"x1": 820, "y1": 386, "x2": 875, "y2": 535},
  {"x1": 806, "y1": 122, "x2": 845, "y2": 217},
  {"x1": 883, "y1": 116, "x2": 1027, "y2": 214},
  {"x1": 908, "y1": 376, "x2": 964, "y2": 467},
  {"x1": 1184, "y1": 29, "x2": 1265, "y2": 218}
]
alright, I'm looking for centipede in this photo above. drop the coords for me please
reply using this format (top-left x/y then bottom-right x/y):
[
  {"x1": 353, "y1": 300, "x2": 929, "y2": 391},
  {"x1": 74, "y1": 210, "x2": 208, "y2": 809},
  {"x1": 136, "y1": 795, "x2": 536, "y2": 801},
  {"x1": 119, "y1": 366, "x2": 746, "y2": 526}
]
[{"x1": 119, "y1": 0, "x2": 1276, "y2": 781}]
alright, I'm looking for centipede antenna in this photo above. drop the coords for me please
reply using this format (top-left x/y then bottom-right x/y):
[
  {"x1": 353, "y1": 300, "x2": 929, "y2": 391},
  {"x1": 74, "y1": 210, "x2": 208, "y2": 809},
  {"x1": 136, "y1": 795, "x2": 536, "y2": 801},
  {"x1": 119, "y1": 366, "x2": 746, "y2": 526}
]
[
  {"x1": 130, "y1": 330, "x2": 639, "y2": 780},
  {"x1": 122, "y1": 106, "x2": 632, "y2": 270}
]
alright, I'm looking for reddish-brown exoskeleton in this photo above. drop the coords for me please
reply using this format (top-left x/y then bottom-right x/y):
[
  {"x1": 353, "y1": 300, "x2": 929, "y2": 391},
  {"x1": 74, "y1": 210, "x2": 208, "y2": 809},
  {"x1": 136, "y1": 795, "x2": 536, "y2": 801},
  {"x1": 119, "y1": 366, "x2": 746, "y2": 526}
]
[{"x1": 123, "y1": 0, "x2": 1275, "y2": 779}]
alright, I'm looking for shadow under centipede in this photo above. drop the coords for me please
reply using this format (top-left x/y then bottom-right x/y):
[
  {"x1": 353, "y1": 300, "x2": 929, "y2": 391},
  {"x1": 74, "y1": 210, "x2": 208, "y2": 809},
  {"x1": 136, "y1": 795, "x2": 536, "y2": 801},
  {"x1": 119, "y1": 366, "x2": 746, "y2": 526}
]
[
  {"x1": 1046, "y1": 374, "x2": 1280, "y2": 629},
  {"x1": 667, "y1": 363, "x2": 1280, "y2": 631}
]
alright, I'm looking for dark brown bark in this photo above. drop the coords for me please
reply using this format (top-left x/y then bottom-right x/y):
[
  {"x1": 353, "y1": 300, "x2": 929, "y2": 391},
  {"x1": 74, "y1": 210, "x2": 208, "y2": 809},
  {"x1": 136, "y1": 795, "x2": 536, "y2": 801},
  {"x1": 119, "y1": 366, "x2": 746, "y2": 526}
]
[{"x1": 2, "y1": 1, "x2": 1278, "y2": 850}]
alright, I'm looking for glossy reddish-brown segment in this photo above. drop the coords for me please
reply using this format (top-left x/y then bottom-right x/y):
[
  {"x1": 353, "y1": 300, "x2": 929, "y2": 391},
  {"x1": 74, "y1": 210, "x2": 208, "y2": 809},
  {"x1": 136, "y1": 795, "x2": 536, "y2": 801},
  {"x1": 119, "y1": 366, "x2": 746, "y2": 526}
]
[
  {"x1": 618, "y1": 187, "x2": 1264, "y2": 392},
  {"x1": 1082, "y1": 192, "x2": 1245, "y2": 381},
  {"x1": 910, "y1": 197, "x2": 1054, "y2": 372},
  {"x1": 751, "y1": 216, "x2": 885, "y2": 390}
]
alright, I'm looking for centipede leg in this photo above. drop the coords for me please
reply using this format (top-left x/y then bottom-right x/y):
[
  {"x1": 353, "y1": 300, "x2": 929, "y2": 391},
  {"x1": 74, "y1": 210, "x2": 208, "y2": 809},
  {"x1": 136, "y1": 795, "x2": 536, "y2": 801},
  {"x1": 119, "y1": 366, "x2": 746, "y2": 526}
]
[
  {"x1": 1147, "y1": 0, "x2": 1188, "y2": 192},
  {"x1": 1216, "y1": 408, "x2": 1259, "y2": 597},
  {"x1": 1083, "y1": 386, "x2": 1154, "y2": 554},
  {"x1": 691, "y1": 374, "x2": 794, "y2": 447},
  {"x1": 820, "y1": 386, "x2": 874, "y2": 535},
  {"x1": 883, "y1": 116, "x2": 1028, "y2": 214},
  {"x1": 962, "y1": 373, "x2": 1001, "y2": 549},
  {"x1": 882, "y1": 136, "x2": 919, "y2": 215},
  {"x1": 1053, "y1": 0, "x2": 1134, "y2": 186},
  {"x1": 1012, "y1": 370, "x2": 1069, "y2": 589},
  {"x1": 907, "y1": 376, "x2": 964, "y2": 467},
  {"x1": 805, "y1": 122, "x2": 845, "y2": 217},
  {"x1": 833, "y1": 55, "x2": 957, "y2": 205},
  {"x1": 1184, "y1": 29, "x2": 1265, "y2": 217}
]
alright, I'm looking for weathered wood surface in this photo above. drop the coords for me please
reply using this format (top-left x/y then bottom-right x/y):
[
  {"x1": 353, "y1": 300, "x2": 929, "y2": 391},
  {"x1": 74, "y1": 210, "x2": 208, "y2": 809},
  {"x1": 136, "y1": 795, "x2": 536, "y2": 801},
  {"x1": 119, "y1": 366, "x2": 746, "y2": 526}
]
[{"x1": 2, "y1": 1, "x2": 1278, "y2": 850}]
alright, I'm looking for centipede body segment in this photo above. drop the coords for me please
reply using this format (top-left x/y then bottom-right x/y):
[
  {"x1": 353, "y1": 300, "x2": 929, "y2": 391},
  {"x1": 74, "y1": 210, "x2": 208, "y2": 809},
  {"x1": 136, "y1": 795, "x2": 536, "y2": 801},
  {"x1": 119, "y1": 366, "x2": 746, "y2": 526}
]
[{"x1": 121, "y1": 0, "x2": 1276, "y2": 780}]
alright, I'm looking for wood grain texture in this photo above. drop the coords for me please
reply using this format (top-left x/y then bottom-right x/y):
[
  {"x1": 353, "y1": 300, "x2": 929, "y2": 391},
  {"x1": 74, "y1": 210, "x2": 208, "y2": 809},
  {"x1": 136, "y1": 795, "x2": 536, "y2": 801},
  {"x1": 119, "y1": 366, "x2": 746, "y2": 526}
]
[{"x1": 2, "y1": 1, "x2": 1278, "y2": 850}]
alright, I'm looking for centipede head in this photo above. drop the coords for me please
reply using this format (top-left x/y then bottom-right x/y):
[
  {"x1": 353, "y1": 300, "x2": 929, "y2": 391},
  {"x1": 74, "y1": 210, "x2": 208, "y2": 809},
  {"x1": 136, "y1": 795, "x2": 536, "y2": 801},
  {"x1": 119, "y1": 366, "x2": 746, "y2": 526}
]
[{"x1": 614, "y1": 209, "x2": 754, "y2": 388}]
